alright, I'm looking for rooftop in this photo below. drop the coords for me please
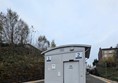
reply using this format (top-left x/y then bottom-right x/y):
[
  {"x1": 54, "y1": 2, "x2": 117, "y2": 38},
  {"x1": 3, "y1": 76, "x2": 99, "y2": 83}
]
[{"x1": 42, "y1": 44, "x2": 91, "y2": 58}]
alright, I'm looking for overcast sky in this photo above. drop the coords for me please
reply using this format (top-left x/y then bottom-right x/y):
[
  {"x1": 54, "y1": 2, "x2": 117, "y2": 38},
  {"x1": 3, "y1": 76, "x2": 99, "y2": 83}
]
[{"x1": 1, "y1": 0, "x2": 118, "y2": 65}]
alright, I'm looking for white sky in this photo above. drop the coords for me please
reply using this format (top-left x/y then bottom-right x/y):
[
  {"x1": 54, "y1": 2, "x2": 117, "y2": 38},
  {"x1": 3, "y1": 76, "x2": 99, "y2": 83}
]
[{"x1": 1, "y1": 0, "x2": 118, "y2": 65}]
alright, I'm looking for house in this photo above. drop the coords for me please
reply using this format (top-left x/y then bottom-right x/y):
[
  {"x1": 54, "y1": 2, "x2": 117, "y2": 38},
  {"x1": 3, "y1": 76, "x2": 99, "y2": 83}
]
[{"x1": 98, "y1": 47, "x2": 118, "y2": 61}]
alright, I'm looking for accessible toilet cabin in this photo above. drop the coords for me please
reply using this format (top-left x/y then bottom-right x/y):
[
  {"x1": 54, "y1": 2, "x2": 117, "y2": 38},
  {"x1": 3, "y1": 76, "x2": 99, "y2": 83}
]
[{"x1": 42, "y1": 44, "x2": 91, "y2": 83}]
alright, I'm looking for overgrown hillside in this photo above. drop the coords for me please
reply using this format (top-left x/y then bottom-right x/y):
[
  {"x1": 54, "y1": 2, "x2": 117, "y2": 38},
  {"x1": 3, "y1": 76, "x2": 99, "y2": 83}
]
[
  {"x1": 96, "y1": 64, "x2": 118, "y2": 81},
  {"x1": 0, "y1": 44, "x2": 44, "y2": 83},
  {"x1": 95, "y1": 57, "x2": 118, "y2": 82}
]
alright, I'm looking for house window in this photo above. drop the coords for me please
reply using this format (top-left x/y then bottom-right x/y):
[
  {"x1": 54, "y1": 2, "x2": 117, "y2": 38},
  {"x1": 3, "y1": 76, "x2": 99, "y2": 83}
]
[{"x1": 108, "y1": 50, "x2": 113, "y2": 54}]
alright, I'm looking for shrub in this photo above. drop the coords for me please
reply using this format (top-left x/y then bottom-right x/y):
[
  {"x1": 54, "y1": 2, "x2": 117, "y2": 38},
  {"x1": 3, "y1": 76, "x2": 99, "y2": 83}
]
[{"x1": 0, "y1": 46, "x2": 44, "y2": 83}]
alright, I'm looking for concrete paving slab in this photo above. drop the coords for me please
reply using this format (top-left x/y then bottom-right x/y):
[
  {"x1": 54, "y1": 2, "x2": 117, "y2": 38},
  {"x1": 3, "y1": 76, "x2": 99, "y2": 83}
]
[{"x1": 23, "y1": 75, "x2": 118, "y2": 83}]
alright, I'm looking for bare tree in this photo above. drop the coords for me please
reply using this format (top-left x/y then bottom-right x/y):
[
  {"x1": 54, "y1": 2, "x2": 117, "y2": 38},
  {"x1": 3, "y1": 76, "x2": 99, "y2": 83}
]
[
  {"x1": 38, "y1": 35, "x2": 50, "y2": 51},
  {"x1": 0, "y1": 9, "x2": 29, "y2": 45},
  {"x1": 0, "y1": 17, "x2": 3, "y2": 43},
  {"x1": 28, "y1": 26, "x2": 36, "y2": 44},
  {"x1": 0, "y1": 12, "x2": 6, "y2": 43},
  {"x1": 14, "y1": 19, "x2": 29, "y2": 44}
]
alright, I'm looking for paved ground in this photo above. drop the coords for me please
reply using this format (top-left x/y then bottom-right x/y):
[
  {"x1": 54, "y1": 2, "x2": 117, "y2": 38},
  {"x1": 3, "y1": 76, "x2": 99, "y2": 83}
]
[
  {"x1": 37, "y1": 82, "x2": 44, "y2": 83},
  {"x1": 86, "y1": 75, "x2": 106, "y2": 83},
  {"x1": 36, "y1": 75, "x2": 106, "y2": 83}
]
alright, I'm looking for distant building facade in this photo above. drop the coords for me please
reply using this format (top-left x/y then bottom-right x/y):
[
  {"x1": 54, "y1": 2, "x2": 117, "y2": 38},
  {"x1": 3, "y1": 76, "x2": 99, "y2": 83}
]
[{"x1": 98, "y1": 47, "x2": 118, "y2": 61}]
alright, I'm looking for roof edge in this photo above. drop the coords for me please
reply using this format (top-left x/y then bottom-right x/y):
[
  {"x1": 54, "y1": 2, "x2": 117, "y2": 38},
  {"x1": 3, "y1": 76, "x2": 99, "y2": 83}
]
[{"x1": 41, "y1": 44, "x2": 91, "y2": 55}]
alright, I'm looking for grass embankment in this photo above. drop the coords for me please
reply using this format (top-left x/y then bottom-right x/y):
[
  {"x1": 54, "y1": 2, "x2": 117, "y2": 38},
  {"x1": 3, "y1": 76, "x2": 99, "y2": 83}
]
[
  {"x1": 0, "y1": 45, "x2": 44, "y2": 83},
  {"x1": 97, "y1": 65, "x2": 118, "y2": 81}
]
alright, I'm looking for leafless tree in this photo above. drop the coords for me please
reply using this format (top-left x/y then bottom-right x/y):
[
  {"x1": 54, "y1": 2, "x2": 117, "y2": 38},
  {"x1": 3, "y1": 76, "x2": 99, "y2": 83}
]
[
  {"x1": 38, "y1": 35, "x2": 50, "y2": 51},
  {"x1": 0, "y1": 9, "x2": 29, "y2": 45},
  {"x1": 0, "y1": 17, "x2": 3, "y2": 43},
  {"x1": 14, "y1": 19, "x2": 29, "y2": 44}
]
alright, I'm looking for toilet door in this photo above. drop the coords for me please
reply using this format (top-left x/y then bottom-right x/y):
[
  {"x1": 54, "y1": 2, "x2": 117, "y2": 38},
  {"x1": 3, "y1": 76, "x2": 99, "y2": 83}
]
[{"x1": 64, "y1": 61, "x2": 79, "y2": 83}]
